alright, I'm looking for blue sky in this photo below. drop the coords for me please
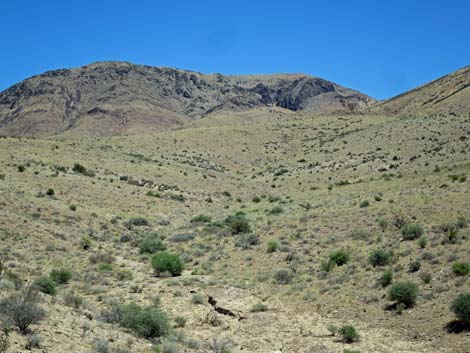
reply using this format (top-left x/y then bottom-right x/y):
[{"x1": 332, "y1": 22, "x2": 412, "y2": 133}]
[{"x1": 0, "y1": 0, "x2": 468, "y2": 99}]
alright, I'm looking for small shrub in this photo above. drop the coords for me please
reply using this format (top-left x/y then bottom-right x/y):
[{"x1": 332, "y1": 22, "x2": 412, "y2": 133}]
[
  {"x1": 329, "y1": 250, "x2": 350, "y2": 266},
  {"x1": 190, "y1": 214, "x2": 212, "y2": 223},
  {"x1": 17, "y1": 165, "x2": 25, "y2": 172},
  {"x1": 167, "y1": 233, "x2": 194, "y2": 243},
  {"x1": 174, "y1": 316, "x2": 187, "y2": 328},
  {"x1": 267, "y1": 240, "x2": 280, "y2": 253},
  {"x1": 389, "y1": 282, "x2": 419, "y2": 308},
  {"x1": 369, "y1": 249, "x2": 393, "y2": 267},
  {"x1": 151, "y1": 252, "x2": 183, "y2": 277},
  {"x1": 273, "y1": 269, "x2": 293, "y2": 284},
  {"x1": 269, "y1": 206, "x2": 284, "y2": 215},
  {"x1": 72, "y1": 163, "x2": 95, "y2": 177},
  {"x1": 139, "y1": 235, "x2": 166, "y2": 254},
  {"x1": 252, "y1": 196, "x2": 261, "y2": 203},
  {"x1": 63, "y1": 291, "x2": 83, "y2": 309},
  {"x1": 419, "y1": 272, "x2": 432, "y2": 284},
  {"x1": 46, "y1": 188, "x2": 54, "y2": 196},
  {"x1": 250, "y1": 303, "x2": 268, "y2": 312},
  {"x1": 191, "y1": 293, "x2": 205, "y2": 304},
  {"x1": 417, "y1": 236, "x2": 427, "y2": 249},
  {"x1": 0, "y1": 287, "x2": 46, "y2": 333},
  {"x1": 452, "y1": 262, "x2": 470, "y2": 276},
  {"x1": 451, "y1": 293, "x2": 470, "y2": 324},
  {"x1": 118, "y1": 303, "x2": 170, "y2": 338},
  {"x1": 408, "y1": 260, "x2": 421, "y2": 273},
  {"x1": 339, "y1": 325, "x2": 359, "y2": 343},
  {"x1": 50, "y1": 269, "x2": 72, "y2": 284},
  {"x1": 380, "y1": 270, "x2": 393, "y2": 287},
  {"x1": 359, "y1": 200, "x2": 369, "y2": 208},
  {"x1": 378, "y1": 218, "x2": 388, "y2": 232},
  {"x1": 235, "y1": 233, "x2": 260, "y2": 249},
  {"x1": 25, "y1": 334, "x2": 41, "y2": 349},
  {"x1": 33, "y1": 276, "x2": 57, "y2": 295},
  {"x1": 126, "y1": 217, "x2": 149, "y2": 228},
  {"x1": 224, "y1": 215, "x2": 251, "y2": 235},
  {"x1": 401, "y1": 223, "x2": 424, "y2": 240}
]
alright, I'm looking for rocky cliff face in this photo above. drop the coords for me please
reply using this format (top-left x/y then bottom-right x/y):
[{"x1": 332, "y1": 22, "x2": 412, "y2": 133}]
[{"x1": 0, "y1": 61, "x2": 375, "y2": 137}]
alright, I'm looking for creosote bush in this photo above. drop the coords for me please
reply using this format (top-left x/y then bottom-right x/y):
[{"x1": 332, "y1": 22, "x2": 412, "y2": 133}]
[
  {"x1": 151, "y1": 252, "x2": 183, "y2": 277},
  {"x1": 33, "y1": 276, "x2": 57, "y2": 295},
  {"x1": 369, "y1": 249, "x2": 393, "y2": 267},
  {"x1": 452, "y1": 262, "x2": 470, "y2": 276},
  {"x1": 339, "y1": 325, "x2": 359, "y2": 343},
  {"x1": 401, "y1": 223, "x2": 424, "y2": 240},
  {"x1": 451, "y1": 293, "x2": 470, "y2": 324},
  {"x1": 224, "y1": 214, "x2": 251, "y2": 235},
  {"x1": 329, "y1": 250, "x2": 350, "y2": 266},
  {"x1": 379, "y1": 270, "x2": 393, "y2": 287},
  {"x1": 103, "y1": 302, "x2": 170, "y2": 338},
  {"x1": 50, "y1": 269, "x2": 72, "y2": 284},
  {"x1": 389, "y1": 282, "x2": 419, "y2": 308},
  {"x1": 190, "y1": 214, "x2": 212, "y2": 223}
]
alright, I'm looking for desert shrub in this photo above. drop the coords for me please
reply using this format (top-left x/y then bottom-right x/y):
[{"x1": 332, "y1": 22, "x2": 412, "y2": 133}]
[
  {"x1": 380, "y1": 270, "x2": 393, "y2": 287},
  {"x1": 174, "y1": 316, "x2": 187, "y2": 328},
  {"x1": 46, "y1": 188, "x2": 54, "y2": 196},
  {"x1": 273, "y1": 269, "x2": 293, "y2": 284},
  {"x1": 17, "y1": 165, "x2": 25, "y2": 172},
  {"x1": 49, "y1": 269, "x2": 72, "y2": 284},
  {"x1": 359, "y1": 200, "x2": 369, "y2": 208},
  {"x1": 268, "y1": 206, "x2": 284, "y2": 215},
  {"x1": 191, "y1": 293, "x2": 205, "y2": 304},
  {"x1": 339, "y1": 325, "x2": 359, "y2": 343},
  {"x1": 72, "y1": 163, "x2": 95, "y2": 177},
  {"x1": 224, "y1": 215, "x2": 251, "y2": 235},
  {"x1": 389, "y1": 282, "x2": 419, "y2": 307},
  {"x1": 25, "y1": 334, "x2": 41, "y2": 349},
  {"x1": 417, "y1": 236, "x2": 427, "y2": 249},
  {"x1": 89, "y1": 252, "x2": 115, "y2": 264},
  {"x1": 452, "y1": 262, "x2": 470, "y2": 276},
  {"x1": 267, "y1": 240, "x2": 280, "y2": 253},
  {"x1": 369, "y1": 249, "x2": 393, "y2": 267},
  {"x1": 252, "y1": 196, "x2": 261, "y2": 203},
  {"x1": 343, "y1": 350, "x2": 361, "y2": 353},
  {"x1": 151, "y1": 252, "x2": 183, "y2": 276},
  {"x1": 408, "y1": 260, "x2": 421, "y2": 273},
  {"x1": 250, "y1": 303, "x2": 268, "y2": 312},
  {"x1": 139, "y1": 235, "x2": 166, "y2": 254},
  {"x1": 329, "y1": 250, "x2": 350, "y2": 266},
  {"x1": 419, "y1": 272, "x2": 432, "y2": 284},
  {"x1": 33, "y1": 276, "x2": 56, "y2": 295},
  {"x1": 451, "y1": 293, "x2": 470, "y2": 324},
  {"x1": 126, "y1": 217, "x2": 149, "y2": 228},
  {"x1": 118, "y1": 302, "x2": 170, "y2": 338},
  {"x1": 63, "y1": 291, "x2": 83, "y2": 309},
  {"x1": 99, "y1": 263, "x2": 113, "y2": 272},
  {"x1": 190, "y1": 214, "x2": 212, "y2": 223},
  {"x1": 167, "y1": 233, "x2": 194, "y2": 243},
  {"x1": 401, "y1": 223, "x2": 424, "y2": 240},
  {"x1": 235, "y1": 233, "x2": 260, "y2": 249},
  {"x1": 0, "y1": 287, "x2": 46, "y2": 333},
  {"x1": 378, "y1": 218, "x2": 388, "y2": 232}
]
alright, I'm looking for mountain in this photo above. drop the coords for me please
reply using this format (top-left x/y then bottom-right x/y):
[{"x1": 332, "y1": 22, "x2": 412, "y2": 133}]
[
  {"x1": 371, "y1": 66, "x2": 470, "y2": 115},
  {"x1": 0, "y1": 61, "x2": 374, "y2": 137}
]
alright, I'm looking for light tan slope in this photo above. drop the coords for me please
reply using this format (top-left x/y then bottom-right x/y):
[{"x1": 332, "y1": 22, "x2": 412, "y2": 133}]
[{"x1": 371, "y1": 66, "x2": 470, "y2": 115}]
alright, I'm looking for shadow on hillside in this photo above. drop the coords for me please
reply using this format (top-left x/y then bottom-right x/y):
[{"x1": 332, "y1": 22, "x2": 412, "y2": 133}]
[{"x1": 444, "y1": 320, "x2": 470, "y2": 334}]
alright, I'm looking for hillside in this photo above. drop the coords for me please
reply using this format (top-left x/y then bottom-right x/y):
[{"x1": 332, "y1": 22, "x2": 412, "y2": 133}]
[
  {"x1": 0, "y1": 61, "x2": 374, "y2": 137},
  {"x1": 0, "y1": 111, "x2": 469, "y2": 352},
  {"x1": 371, "y1": 66, "x2": 470, "y2": 115}
]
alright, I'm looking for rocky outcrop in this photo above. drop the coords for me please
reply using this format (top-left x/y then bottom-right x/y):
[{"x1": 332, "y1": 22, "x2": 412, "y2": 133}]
[{"x1": 0, "y1": 61, "x2": 375, "y2": 137}]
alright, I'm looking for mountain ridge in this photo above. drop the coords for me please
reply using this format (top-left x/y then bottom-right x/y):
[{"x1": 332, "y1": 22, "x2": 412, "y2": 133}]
[{"x1": 0, "y1": 61, "x2": 374, "y2": 137}]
